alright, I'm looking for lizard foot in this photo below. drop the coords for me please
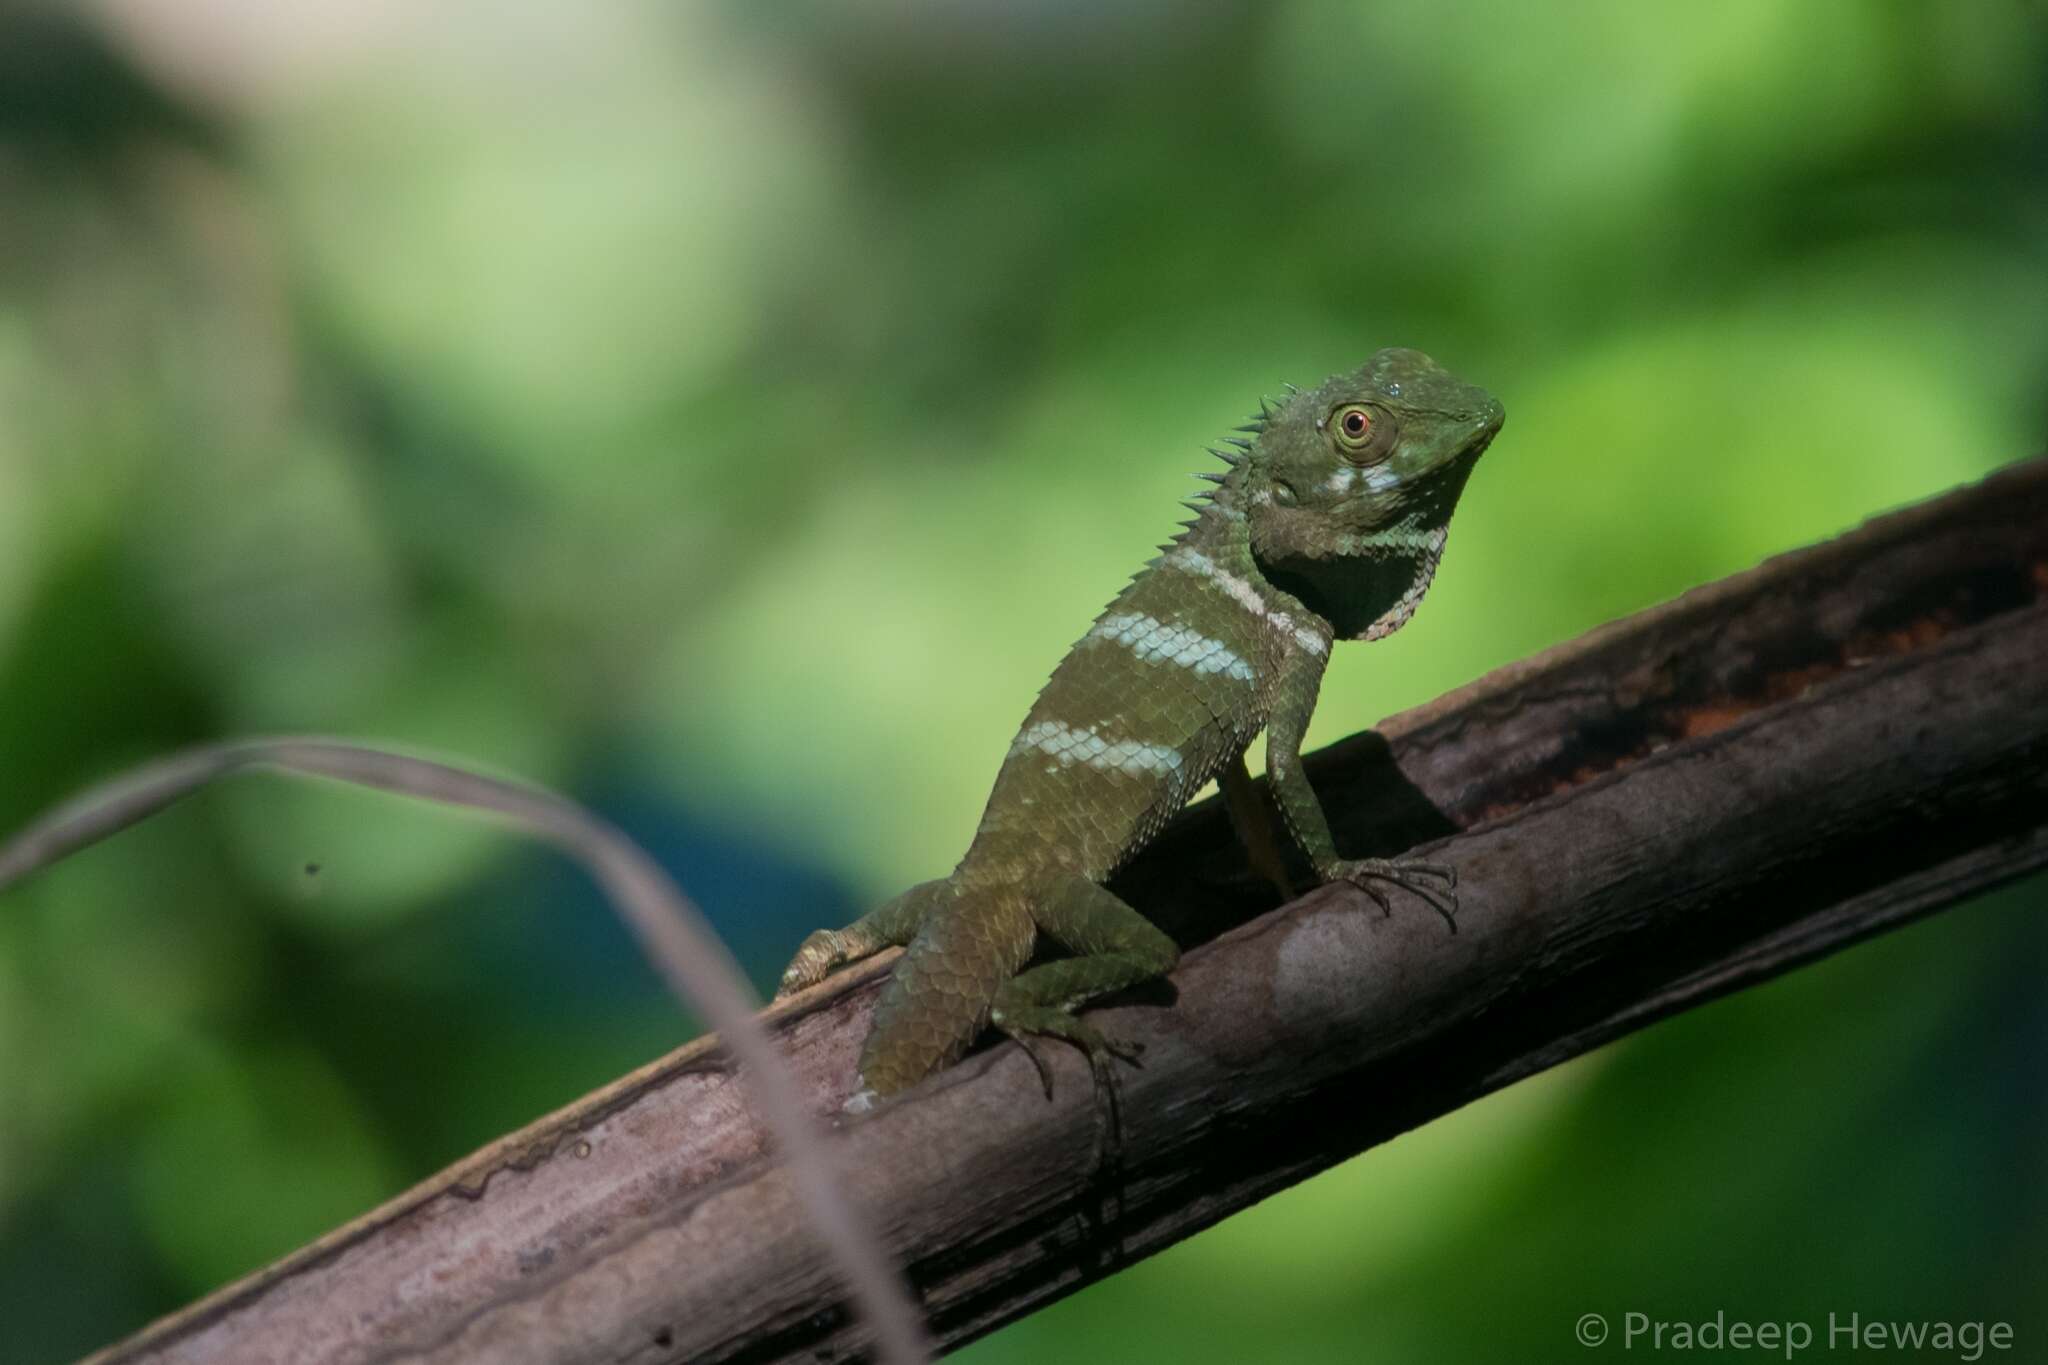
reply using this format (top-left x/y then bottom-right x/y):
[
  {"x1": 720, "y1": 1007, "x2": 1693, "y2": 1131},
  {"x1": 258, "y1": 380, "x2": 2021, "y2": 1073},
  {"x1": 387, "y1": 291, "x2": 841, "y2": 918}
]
[
  {"x1": 993, "y1": 1006, "x2": 1144, "y2": 1102},
  {"x1": 775, "y1": 928, "x2": 861, "y2": 999},
  {"x1": 994, "y1": 1007, "x2": 1139, "y2": 1177},
  {"x1": 1331, "y1": 857, "x2": 1459, "y2": 933}
]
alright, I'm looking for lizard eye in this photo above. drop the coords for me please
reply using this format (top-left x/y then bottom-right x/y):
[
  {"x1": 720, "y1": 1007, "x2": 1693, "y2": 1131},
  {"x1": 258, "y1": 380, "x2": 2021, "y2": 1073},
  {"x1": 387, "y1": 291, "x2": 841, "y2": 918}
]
[
  {"x1": 1332, "y1": 403, "x2": 1374, "y2": 451},
  {"x1": 1330, "y1": 402, "x2": 1395, "y2": 462}
]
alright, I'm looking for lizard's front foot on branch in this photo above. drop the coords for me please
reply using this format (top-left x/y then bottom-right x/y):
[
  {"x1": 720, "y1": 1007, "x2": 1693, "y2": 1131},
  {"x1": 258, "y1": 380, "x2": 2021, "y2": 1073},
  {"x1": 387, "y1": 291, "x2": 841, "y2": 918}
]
[{"x1": 1329, "y1": 857, "x2": 1460, "y2": 933}]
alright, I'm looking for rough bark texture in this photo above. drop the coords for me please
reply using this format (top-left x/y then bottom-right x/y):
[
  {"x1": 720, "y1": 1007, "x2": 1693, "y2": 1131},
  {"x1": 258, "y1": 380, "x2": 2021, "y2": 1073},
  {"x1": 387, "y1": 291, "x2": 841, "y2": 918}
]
[{"x1": 90, "y1": 458, "x2": 2048, "y2": 1365}]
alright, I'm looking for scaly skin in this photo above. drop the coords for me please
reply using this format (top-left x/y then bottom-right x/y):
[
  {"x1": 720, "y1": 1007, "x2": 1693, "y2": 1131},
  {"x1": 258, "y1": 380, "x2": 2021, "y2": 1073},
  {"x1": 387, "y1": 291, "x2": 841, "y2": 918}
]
[{"x1": 778, "y1": 348, "x2": 1504, "y2": 1098}]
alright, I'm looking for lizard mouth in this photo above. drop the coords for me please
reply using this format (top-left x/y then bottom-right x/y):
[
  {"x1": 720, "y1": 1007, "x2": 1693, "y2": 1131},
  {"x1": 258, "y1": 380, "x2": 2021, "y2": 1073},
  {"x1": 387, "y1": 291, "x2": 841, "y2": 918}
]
[{"x1": 1466, "y1": 401, "x2": 1506, "y2": 458}]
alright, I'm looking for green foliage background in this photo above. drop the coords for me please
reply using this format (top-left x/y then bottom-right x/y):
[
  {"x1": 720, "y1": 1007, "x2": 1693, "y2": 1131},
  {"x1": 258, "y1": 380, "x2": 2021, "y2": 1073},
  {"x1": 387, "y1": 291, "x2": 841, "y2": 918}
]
[{"x1": 1, "y1": 3, "x2": 2043, "y2": 1361}]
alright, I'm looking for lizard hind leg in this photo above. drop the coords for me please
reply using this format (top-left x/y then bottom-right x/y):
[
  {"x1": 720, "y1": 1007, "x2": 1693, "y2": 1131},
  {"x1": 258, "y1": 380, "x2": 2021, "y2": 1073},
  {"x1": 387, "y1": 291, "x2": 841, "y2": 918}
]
[
  {"x1": 989, "y1": 875, "x2": 1181, "y2": 1103},
  {"x1": 858, "y1": 886, "x2": 1037, "y2": 1095},
  {"x1": 775, "y1": 877, "x2": 948, "y2": 999}
]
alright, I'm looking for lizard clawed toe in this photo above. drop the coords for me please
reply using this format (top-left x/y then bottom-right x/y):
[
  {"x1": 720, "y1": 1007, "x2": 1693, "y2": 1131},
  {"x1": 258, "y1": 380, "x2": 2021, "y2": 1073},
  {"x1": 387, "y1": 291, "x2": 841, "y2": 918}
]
[
  {"x1": 1085, "y1": 1048, "x2": 1127, "y2": 1179},
  {"x1": 1336, "y1": 858, "x2": 1462, "y2": 933},
  {"x1": 998, "y1": 1019, "x2": 1136, "y2": 1177},
  {"x1": 1352, "y1": 879, "x2": 1394, "y2": 917},
  {"x1": 1070, "y1": 1022, "x2": 1145, "y2": 1074},
  {"x1": 997, "y1": 1012, "x2": 1145, "y2": 1104},
  {"x1": 775, "y1": 929, "x2": 850, "y2": 998},
  {"x1": 1009, "y1": 1033, "x2": 1060, "y2": 1102}
]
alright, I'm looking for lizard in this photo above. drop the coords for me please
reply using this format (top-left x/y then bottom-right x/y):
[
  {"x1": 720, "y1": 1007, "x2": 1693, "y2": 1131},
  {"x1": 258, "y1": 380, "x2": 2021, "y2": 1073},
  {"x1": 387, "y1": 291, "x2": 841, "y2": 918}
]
[{"x1": 776, "y1": 347, "x2": 1504, "y2": 1102}]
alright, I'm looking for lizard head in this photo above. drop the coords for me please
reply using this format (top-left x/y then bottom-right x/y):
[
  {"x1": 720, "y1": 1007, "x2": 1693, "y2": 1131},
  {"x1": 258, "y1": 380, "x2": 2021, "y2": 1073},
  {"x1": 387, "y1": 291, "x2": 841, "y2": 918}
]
[{"x1": 1234, "y1": 347, "x2": 1503, "y2": 640}]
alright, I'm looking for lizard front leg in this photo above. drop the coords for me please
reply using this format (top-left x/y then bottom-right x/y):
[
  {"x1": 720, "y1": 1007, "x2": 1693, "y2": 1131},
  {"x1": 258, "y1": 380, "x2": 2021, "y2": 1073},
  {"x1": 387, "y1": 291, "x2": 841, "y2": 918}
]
[{"x1": 1264, "y1": 653, "x2": 1459, "y2": 929}]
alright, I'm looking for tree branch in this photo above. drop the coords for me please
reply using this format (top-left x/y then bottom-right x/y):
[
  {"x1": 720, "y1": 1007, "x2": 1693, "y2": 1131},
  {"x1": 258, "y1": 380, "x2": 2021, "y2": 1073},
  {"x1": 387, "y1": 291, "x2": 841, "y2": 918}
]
[{"x1": 91, "y1": 458, "x2": 2048, "y2": 1364}]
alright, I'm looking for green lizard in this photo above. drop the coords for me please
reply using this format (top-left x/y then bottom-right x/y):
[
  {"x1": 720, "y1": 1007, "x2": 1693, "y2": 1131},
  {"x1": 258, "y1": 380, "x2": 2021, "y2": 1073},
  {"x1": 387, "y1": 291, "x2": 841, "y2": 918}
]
[{"x1": 777, "y1": 348, "x2": 1503, "y2": 1101}]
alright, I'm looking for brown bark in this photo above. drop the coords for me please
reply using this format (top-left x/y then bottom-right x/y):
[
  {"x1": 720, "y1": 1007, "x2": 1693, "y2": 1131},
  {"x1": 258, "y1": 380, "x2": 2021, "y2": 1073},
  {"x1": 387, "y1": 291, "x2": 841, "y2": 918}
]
[{"x1": 91, "y1": 457, "x2": 2048, "y2": 1365}]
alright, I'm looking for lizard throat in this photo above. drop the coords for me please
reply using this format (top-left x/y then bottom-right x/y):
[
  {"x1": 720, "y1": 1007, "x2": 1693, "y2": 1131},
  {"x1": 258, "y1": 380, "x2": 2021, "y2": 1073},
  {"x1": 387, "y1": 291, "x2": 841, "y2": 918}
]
[
  {"x1": 1358, "y1": 531, "x2": 1447, "y2": 640},
  {"x1": 1258, "y1": 524, "x2": 1450, "y2": 640}
]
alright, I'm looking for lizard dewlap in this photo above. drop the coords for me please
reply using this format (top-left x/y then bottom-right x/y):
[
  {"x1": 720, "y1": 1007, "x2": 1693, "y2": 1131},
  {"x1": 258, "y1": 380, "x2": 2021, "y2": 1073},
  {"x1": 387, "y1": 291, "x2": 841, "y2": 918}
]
[{"x1": 778, "y1": 348, "x2": 1504, "y2": 1096}]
